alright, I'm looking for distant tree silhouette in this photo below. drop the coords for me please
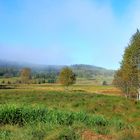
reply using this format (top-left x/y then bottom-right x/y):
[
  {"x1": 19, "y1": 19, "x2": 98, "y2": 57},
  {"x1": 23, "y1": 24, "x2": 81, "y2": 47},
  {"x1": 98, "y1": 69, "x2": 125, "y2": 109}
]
[{"x1": 102, "y1": 81, "x2": 107, "y2": 86}]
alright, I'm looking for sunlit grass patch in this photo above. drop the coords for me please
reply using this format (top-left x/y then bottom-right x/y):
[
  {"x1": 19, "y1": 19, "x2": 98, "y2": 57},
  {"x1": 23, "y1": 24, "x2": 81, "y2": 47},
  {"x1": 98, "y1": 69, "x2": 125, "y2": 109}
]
[{"x1": 0, "y1": 85, "x2": 140, "y2": 139}]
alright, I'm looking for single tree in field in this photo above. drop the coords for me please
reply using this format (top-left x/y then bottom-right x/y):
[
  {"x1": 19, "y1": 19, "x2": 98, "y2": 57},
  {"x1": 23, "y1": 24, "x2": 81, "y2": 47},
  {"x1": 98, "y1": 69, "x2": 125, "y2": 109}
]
[
  {"x1": 113, "y1": 29, "x2": 140, "y2": 100},
  {"x1": 20, "y1": 68, "x2": 32, "y2": 84},
  {"x1": 102, "y1": 81, "x2": 107, "y2": 86},
  {"x1": 59, "y1": 67, "x2": 76, "y2": 87}
]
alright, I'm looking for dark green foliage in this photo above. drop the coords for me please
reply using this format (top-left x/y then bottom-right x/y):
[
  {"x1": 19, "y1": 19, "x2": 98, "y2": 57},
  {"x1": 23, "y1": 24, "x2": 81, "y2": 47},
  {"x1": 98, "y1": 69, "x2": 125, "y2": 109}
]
[
  {"x1": 0, "y1": 106, "x2": 48, "y2": 126},
  {"x1": 34, "y1": 72, "x2": 57, "y2": 83},
  {"x1": 47, "y1": 79, "x2": 56, "y2": 83},
  {"x1": 102, "y1": 81, "x2": 107, "y2": 85},
  {"x1": 86, "y1": 115, "x2": 109, "y2": 127},
  {"x1": 0, "y1": 67, "x2": 19, "y2": 77}
]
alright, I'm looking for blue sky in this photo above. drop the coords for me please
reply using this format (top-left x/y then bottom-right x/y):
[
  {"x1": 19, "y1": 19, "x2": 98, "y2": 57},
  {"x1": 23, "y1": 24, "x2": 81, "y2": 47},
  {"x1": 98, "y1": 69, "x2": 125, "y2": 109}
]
[{"x1": 0, "y1": 0, "x2": 140, "y2": 69}]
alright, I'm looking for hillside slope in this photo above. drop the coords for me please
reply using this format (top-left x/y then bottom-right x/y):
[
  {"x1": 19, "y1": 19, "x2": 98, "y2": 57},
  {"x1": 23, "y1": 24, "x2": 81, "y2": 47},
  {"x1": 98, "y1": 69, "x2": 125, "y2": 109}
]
[{"x1": 0, "y1": 60, "x2": 115, "y2": 84}]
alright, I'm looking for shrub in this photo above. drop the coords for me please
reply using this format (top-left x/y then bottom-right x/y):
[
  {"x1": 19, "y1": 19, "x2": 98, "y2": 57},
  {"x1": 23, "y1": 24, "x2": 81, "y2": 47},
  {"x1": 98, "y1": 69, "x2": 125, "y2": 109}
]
[{"x1": 7, "y1": 81, "x2": 11, "y2": 85}]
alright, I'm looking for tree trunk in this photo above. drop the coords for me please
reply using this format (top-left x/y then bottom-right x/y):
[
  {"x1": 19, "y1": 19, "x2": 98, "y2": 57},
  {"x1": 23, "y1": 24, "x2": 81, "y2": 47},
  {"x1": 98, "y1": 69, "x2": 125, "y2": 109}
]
[{"x1": 137, "y1": 88, "x2": 140, "y2": 100}]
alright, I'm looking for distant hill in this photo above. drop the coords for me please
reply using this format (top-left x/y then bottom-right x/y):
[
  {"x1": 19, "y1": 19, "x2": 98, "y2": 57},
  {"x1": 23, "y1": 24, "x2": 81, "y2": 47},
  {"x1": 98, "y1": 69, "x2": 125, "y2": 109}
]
[
  {"x1": 71, "y1": 64, "x2": 114, "y2": 78},
  {"x1": 0, "y1": 60, "x2": 114, "y2": 75},
  {"x1": 0, "y1": 60, "x2": 115, "y2": 84}
]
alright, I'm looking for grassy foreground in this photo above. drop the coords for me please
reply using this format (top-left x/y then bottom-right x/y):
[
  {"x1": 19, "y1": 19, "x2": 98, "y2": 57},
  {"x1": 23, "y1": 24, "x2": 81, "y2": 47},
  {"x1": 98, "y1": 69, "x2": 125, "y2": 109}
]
[{"x1": 0, "y1": 85, "x2": 140, "y2": 139}]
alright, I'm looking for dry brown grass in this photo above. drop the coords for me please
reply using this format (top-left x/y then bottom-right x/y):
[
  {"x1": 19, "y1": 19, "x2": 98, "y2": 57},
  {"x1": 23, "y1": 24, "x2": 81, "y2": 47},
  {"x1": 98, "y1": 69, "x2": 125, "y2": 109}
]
[
  {"x1": 14, "y1": 84, "x2": 122, "y2": 96},
  {"x1": 13, "y1": 84, "x2": 123, "y2": 96},
  {"x1": 82, "y1": 130, "x2": 113, "y2": 140}
]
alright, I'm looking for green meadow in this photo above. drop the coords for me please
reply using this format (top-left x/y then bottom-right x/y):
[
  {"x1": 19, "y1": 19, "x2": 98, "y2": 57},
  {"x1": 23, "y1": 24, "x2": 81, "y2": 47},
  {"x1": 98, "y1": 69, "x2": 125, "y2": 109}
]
[{"x1": 0, "y1": 84, "x2": 140, "y2": 140}]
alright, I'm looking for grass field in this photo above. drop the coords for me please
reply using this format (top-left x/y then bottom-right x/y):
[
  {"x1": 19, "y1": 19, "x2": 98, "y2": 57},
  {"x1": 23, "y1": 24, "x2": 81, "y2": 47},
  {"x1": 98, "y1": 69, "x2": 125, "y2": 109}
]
[{"x1": 0, "y1": 84, "x2": 140, "y2": 140}]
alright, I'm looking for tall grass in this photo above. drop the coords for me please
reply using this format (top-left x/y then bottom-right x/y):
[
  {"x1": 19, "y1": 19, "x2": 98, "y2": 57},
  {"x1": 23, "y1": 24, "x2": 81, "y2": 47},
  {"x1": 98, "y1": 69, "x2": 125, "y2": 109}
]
[
  {"x1": 1, "y1": 87, "x2": 140, "y2": 139},
  {"x1": 0, "y1": 104, "x2": 131, "y2": 132},
  {"x1": 0, "y1": 104, "x2": 107, "y2": 126}
]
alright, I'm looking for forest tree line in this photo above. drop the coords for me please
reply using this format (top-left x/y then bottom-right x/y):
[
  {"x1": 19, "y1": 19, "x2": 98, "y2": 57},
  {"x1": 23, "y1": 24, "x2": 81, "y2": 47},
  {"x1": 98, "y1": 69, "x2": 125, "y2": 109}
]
[{"x1": 0, "y1": 64, "x2": 114, "y2": 85}]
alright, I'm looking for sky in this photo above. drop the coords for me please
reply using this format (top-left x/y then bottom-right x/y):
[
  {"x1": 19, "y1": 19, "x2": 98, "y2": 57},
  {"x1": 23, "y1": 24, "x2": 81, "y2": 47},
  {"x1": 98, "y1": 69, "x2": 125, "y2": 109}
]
[{"x1": 0, "y1": 0, "x2": 140, "y2": 69}]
